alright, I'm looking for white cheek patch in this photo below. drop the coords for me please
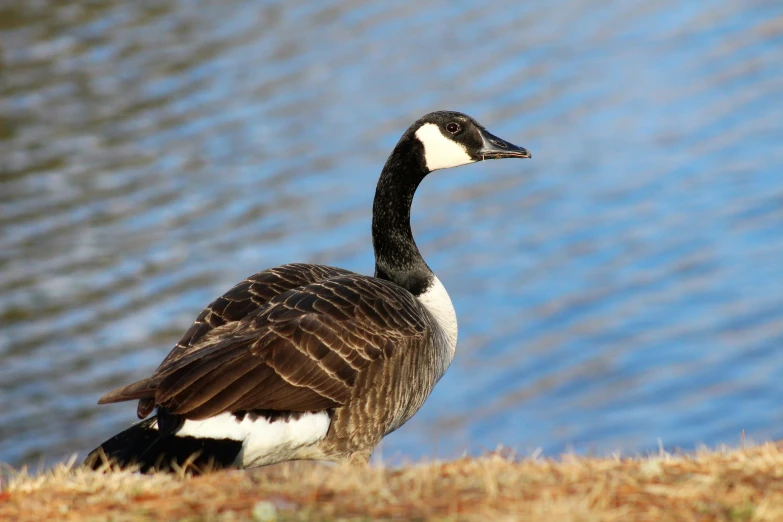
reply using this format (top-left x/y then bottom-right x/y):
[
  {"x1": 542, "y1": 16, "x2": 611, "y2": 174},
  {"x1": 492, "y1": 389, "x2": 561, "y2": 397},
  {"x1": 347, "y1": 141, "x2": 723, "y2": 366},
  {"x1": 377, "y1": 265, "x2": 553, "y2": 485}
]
[{"x1": 415, "y1": 123, "x2": 474, "y2": 171}]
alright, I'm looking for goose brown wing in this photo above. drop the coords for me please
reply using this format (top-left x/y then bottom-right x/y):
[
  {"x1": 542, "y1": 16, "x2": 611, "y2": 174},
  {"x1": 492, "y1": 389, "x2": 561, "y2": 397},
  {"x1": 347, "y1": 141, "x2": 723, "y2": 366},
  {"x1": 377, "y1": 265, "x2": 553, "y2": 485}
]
[
  {"x1": 165, "y1": 263, "x2": 355, "y2": 365},
  {"x1": 101, "y1": 275, "x2": 429, "y2": 420},
  {"x1": 97, "y1": 263, "x2": 353, "y2": 415}
]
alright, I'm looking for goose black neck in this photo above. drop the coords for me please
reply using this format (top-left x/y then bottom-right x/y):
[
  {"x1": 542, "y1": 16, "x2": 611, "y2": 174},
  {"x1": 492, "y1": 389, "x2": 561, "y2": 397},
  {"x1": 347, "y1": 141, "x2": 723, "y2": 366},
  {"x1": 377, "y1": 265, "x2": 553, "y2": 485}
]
[{"x1": 372, "y1": 133, "x2": 434, "y2": 296}]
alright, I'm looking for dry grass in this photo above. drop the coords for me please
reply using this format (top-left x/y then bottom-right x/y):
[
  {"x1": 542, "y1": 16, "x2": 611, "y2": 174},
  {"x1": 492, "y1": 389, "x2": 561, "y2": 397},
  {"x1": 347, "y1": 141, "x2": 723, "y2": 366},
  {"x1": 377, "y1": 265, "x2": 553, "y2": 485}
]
[{"x1": 3, "y1": 443, "x2": 783, "y2": 521}]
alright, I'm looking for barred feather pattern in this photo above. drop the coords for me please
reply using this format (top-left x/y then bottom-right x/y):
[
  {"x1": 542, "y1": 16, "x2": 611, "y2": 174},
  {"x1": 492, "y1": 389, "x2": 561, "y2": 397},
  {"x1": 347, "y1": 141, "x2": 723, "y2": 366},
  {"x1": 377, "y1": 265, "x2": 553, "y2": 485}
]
[{"x1": 98, "y1": 262, "x2": 452, "y2": 460}]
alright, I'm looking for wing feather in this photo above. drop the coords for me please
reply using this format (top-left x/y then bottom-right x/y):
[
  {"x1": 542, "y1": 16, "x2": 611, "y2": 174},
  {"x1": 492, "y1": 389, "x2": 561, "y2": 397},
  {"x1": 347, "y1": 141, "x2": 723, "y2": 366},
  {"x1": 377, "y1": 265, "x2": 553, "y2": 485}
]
[{"x1": 100, "y1": 271, "x2": 430, "y2": 422}]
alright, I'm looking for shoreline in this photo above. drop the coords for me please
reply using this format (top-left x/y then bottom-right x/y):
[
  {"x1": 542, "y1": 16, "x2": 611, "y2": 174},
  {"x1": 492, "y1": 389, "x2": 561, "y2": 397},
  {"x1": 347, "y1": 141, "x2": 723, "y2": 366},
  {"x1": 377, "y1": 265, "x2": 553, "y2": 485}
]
[{"x1": 3, "y1": 442, "x2": 782, "y2": 521}]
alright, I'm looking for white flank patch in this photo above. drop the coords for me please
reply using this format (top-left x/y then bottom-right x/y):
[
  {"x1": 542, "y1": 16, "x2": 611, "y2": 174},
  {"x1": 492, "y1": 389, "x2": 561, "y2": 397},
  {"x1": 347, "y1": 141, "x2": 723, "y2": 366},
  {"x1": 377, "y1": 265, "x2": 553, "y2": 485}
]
[
  {"x1": 416, "y1": 275, "x2": 458, "y2": 363},
  {"x1": 415, "y1": 123, "x2": 474, "y2": 171},
  {"x1": 171, "y1": 411, "x2": 331, "y2": 468}
]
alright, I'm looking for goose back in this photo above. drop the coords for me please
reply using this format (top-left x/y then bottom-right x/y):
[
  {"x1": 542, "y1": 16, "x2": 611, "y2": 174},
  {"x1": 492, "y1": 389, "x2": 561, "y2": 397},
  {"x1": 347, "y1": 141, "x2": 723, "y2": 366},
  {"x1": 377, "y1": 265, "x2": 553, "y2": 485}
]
[{"x1": 98, "y1": 271, "x2": 454, "y2": 454}]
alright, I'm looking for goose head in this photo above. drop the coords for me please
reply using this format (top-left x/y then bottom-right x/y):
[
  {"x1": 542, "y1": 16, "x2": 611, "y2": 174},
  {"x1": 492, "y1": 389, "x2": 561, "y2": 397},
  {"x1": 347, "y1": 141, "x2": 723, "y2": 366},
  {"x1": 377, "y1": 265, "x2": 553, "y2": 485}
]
[
  {"x1": 372, "y1": 111, "x2": 531, "y2": 293},
  {"x1": 412, "y1": 111, "x2": 531, "y2": 172}
]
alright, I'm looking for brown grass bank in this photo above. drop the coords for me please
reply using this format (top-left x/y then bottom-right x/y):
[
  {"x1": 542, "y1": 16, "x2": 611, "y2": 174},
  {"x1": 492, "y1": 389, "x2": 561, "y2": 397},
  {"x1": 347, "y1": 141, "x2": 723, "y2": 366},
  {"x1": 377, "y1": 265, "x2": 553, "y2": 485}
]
[{"x1": 2, "y1": 442, "x2": 783, "y2": 521}]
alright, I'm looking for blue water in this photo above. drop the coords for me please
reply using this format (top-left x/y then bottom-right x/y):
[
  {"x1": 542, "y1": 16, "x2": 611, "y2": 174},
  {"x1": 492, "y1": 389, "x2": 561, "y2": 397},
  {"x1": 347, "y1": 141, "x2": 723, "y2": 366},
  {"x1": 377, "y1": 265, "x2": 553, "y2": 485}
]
[{"x1": 1, "y1": 0, "x2": 782, "y2": 467}]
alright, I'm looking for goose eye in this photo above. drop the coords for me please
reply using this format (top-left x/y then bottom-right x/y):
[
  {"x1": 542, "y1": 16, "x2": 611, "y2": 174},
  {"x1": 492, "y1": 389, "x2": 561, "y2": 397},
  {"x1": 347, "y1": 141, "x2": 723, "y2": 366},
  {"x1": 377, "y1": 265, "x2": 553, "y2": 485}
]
[{"x1": 446, "y1": 122, "x2": 461, "y2": 134}]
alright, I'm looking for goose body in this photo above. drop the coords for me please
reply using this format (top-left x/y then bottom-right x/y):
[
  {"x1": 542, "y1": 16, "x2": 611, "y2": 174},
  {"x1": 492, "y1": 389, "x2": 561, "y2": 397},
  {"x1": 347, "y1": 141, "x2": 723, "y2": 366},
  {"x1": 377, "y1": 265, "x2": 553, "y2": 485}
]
[{"x1": 87, "y1": 111, "x2": 530, "y2": 472}]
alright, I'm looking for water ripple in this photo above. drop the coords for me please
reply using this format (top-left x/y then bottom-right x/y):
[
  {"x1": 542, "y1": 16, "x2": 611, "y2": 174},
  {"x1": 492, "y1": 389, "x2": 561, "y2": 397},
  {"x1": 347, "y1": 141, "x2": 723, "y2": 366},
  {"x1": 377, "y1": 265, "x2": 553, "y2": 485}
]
[{"x1": 1, "y1": 0, "x2": 782, "y2": 466}]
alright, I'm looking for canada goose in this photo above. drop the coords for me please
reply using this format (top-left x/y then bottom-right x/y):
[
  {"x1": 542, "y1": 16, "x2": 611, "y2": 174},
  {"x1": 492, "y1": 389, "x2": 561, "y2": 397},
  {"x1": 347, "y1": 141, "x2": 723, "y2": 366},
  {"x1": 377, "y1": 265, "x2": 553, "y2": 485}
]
[{"x1": 86, "y1": 111, "x2": 530, "y2": 472}]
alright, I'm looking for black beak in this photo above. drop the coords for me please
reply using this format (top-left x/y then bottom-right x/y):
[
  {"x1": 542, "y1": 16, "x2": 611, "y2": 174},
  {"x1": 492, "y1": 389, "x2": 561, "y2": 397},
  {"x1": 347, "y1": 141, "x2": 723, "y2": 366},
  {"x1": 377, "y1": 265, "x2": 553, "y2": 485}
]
[{"x1": 478, "y1": 127, "x2": 531, "y2": 160}]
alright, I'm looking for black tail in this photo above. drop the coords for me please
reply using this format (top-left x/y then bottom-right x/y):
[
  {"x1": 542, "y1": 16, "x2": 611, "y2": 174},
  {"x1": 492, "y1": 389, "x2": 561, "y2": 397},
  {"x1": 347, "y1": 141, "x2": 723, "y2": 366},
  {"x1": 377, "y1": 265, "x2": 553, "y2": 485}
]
[{"x1": 84, "y1": 416, "x2": 242, "y2": 474}]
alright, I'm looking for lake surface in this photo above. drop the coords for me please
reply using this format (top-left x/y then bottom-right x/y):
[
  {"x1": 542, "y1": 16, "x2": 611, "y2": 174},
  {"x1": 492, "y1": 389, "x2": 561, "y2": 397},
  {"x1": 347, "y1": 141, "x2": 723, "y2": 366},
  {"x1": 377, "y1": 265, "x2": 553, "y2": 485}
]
[{"x1": 1, "y1": 0, "x2": 782, "y2": 468}]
